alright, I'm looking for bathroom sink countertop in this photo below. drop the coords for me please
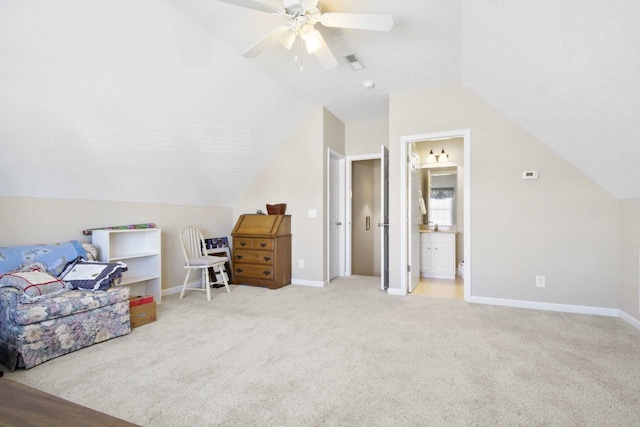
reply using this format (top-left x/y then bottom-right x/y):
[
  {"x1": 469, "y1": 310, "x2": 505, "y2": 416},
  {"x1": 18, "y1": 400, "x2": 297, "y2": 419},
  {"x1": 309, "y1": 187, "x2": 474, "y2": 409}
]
[{"x1": 419, "y1": 228, "x2": 457, "y2": 234}]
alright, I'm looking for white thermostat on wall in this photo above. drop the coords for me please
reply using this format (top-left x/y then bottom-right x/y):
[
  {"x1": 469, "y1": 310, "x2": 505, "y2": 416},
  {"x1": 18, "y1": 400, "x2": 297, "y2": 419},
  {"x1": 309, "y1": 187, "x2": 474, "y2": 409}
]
[{"x1": 522, "y1": 171, "x2": 539, "y2": 180}]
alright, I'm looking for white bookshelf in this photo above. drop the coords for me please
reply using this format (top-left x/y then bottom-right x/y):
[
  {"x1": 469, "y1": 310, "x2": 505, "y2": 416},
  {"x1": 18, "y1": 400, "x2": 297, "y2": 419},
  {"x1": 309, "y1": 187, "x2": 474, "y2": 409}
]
[{"x1": 92, "y1": 228, "x2": 162, "y2": 303}]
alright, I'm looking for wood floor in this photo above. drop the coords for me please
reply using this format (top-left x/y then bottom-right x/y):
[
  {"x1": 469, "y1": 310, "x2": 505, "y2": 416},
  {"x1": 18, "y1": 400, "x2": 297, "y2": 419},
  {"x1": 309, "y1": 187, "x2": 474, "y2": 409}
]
[
  {"x1": 0, "y1": 378, "x2": 138, "y2": 427},
  {"x1": 412, "y1": 276, "x2": 464, "y2": 299}
]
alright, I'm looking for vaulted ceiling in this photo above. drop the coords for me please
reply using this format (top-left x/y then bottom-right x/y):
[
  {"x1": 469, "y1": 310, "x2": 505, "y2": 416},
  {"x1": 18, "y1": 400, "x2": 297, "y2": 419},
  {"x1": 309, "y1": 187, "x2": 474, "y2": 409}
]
[{"x1": 1, "y1": 1, "x2": 639, "y2": 205}]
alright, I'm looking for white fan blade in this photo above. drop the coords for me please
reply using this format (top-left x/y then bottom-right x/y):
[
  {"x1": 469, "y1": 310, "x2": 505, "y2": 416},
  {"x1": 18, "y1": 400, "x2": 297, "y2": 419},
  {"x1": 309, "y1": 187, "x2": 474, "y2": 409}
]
[
  {"x1": 313, "y1": 32, "x2": 338, "y2": 69},
  {"x1": 320, "y1": 13, "x2": 394, "y2": 31},
  {"x1": 214, "y1": 0, "x2": 281, "y2": 14},
  {"x1": 242, "y1": 27, "x2": 289, "y2": 58},
  {"x1": 301, "y1": 0, "x2": 319, "y2": 7}
]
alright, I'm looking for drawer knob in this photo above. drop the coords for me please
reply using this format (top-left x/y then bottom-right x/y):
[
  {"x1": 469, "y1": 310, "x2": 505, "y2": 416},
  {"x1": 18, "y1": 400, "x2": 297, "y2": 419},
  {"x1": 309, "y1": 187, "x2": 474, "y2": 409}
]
[
  {"x1": 235, "y1": 268, "x2": 243, "y2": 273},
  {"x1": 236, "y1": 255, "x2": 243, "y2": 259},
  {"x1": 260, "y1": 243, "x2": 267, "y2": 247},
  {"x1": 263, "y1": 256, "x2": 271, "y2": 261},
  {"x1": 240, "y1": 242, "x2": 247, "y2": 247},
  {"x1": 263, "y1": 270, "x2": 271, "y2": 276}
]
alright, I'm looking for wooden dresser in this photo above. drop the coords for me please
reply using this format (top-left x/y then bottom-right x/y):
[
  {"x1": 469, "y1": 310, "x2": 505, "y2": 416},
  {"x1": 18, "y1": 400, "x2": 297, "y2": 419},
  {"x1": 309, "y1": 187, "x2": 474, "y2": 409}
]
[{"x1": 231, "y1": 214, "x2": 291, "y2": 289}]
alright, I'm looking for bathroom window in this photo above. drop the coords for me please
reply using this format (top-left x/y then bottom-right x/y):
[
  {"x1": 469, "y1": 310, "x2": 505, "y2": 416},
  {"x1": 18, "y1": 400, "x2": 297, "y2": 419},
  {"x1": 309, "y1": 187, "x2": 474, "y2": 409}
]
[{"x1": 429, "y1": 196, "x2": 453, "y2": 226}]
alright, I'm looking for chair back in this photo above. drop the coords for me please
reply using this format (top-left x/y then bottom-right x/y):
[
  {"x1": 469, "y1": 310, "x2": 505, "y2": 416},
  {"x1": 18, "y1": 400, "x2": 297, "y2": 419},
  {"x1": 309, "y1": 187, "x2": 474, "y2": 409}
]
[{"x1": 180, "y1": 226, "x2": 206, "y2": 266}]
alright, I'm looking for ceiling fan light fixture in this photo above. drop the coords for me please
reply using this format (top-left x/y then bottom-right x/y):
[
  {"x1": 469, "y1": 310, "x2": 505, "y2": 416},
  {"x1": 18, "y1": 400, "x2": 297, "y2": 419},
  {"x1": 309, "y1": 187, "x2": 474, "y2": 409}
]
[
  {"x1": 300, "y1": 25, "x2": 322, "y2": 54},
  {"x1": 218, "y1": 0, "x2": 394, "y2": 70},
  {"x1": 279, "y1": 29, "x2": 297, "y2": 50},
  {"x1": 304, "y1": 35, "x2": 321, "y2": 53}
]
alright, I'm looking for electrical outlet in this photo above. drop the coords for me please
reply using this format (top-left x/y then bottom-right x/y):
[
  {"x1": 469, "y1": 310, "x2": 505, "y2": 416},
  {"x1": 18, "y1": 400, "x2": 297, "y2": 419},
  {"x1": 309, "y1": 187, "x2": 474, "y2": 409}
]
[
  {"x1": 299, "y1": 259, "x2": 304, "y2": 269},
  {"x1": 536, "y1": 275, "x2": 545, "y2": 288}
]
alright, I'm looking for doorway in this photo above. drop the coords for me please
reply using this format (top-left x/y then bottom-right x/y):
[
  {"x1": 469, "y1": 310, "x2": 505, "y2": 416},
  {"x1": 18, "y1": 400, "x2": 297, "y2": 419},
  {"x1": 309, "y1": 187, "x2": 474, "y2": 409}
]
[
  {"x1": 400, "y1": 130, "x2": 471, "y2": 300},
  {"x1": 350, "y1": 158, "x2": 381, "y2": 276},
  {"x1": 345, "y1": 150, "x2": 388, "y2": 284}
]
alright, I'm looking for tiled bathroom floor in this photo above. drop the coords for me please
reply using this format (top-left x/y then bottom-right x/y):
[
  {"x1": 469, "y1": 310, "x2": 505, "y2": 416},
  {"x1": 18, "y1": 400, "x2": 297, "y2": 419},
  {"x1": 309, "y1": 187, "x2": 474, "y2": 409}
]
[{"x1": 412, "y1": 276, "x2": 464, "y2": 299}]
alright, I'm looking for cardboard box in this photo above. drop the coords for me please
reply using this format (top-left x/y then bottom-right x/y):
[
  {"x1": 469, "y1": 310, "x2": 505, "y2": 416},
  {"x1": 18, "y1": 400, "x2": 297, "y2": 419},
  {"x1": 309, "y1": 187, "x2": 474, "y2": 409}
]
[
  {"x1": 129, "y1": 295, "x2": 154, "y2": 307},
  {"x1": 129, "y1": 301, "x2": 157, "y2": 328}
]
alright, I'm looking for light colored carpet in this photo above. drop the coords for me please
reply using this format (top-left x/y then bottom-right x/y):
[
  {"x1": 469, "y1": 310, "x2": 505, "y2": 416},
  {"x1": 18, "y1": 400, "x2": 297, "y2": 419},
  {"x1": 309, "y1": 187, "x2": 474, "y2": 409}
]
[{"x1": 5, "y1": 276, "x2": 640, "y2": 426}]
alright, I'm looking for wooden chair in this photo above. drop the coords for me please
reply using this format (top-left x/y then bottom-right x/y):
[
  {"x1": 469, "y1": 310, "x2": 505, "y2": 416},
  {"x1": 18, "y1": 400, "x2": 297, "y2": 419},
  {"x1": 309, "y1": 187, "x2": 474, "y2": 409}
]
[{"x1": 179, "y1": 226, "x2": 230, "y2": 301}]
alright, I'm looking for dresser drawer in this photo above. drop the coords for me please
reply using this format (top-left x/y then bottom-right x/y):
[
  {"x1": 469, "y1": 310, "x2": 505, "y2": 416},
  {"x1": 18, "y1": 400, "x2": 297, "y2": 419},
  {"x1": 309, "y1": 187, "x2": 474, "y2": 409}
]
[
  {"x1": 233, "y1": 264, "x2": 274, "y2": 280},
  {"x1": 233, "y1": 250, "x2": 274, "y2": 265},
  {"x1": 234, "y1": 238, "x2": 253, "y2": 249},
  {"x1": 233, "y1": 238, "x2": 274, "y2": 250},
  {"x1": 253, "y1": 239, "x2": 273, "y2": 250}
]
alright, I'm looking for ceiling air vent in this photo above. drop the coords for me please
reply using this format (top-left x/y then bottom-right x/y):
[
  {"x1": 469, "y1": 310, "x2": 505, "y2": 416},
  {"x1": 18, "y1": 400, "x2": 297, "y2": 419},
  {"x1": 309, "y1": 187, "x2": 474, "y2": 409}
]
[{"x1": 344, "y1": 53, "x2": 364, "y2": 70}]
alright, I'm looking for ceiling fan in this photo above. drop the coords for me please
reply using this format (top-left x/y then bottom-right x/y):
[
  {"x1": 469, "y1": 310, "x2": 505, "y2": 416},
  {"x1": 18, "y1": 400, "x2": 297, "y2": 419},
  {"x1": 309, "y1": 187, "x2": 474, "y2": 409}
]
[{"x1": 215, "y1": 0, "x2": 394, "y2": 69}]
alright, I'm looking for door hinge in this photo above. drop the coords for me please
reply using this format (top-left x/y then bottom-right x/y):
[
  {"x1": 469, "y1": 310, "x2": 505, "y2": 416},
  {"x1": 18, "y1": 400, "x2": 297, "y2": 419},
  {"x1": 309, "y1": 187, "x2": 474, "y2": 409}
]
[{"x1": 407, "y1": 265, "x2": 411, "y2": 272}]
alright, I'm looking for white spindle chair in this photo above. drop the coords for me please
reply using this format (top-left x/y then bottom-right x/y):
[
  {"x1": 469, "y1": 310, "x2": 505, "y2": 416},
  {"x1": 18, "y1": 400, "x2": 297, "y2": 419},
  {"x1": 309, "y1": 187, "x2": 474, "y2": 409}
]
[{"x1": 179, "y1": 226, "x2": 230, "y2": 301}]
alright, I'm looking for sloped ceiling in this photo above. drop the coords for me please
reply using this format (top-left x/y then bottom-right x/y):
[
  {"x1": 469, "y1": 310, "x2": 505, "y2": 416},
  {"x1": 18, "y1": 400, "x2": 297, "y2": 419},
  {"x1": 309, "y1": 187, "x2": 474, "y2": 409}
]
[
  {"x1": 461, "y1": 0, "x2": 640, "y2": 200},
  {"x1": 1, "y1": 0, "x2": 639, "y2": 205},
  {"x1": 0, "y1": 1, "x2": 307, "y2": 207}
]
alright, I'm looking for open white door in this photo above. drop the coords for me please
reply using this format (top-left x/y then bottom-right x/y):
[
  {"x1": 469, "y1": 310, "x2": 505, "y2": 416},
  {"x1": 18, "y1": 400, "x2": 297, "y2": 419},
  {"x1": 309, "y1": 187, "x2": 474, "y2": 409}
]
[
  {"x1": 329, "y1": 150, "x2": 344, "y2": 280},
  {"x1": 380, "y1": 146, "x2": 389, "y2": 290},
  {"x1": 408, "y1": 149, "x2": 421, "y2": 292}
]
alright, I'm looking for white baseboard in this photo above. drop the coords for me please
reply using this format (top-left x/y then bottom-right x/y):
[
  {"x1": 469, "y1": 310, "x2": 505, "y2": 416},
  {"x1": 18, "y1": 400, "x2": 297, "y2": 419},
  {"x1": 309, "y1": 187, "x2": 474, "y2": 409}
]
[
  {"x1": 387, "y1": 288, "x2": 407, "y2": 296},
  {"x1": 291, "y1": 279, "x2": 326, "y2": 287},
  {"x1": 619, "y1": 310, "x2": 640, "y2": 330},
  {"x1": 165, "y1": 280, "x2": 327, "y2": 294},
  {"x1": 162, "y1": 281, "x2": 201, "y2": 297},
  {"x1": 469, "y1": 296, "x2": 620, "y2": 317}
]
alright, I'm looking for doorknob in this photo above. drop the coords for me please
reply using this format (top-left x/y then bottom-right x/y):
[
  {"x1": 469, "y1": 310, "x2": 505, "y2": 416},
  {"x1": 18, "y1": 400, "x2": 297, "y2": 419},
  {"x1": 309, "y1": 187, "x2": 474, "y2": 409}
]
[{"x1": 336, "y1": 222, "x2": 342, "y2": 225}]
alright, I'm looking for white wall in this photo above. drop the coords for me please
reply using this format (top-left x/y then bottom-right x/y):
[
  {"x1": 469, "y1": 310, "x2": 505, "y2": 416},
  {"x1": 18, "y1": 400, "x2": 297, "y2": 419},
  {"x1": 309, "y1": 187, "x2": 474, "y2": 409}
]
[
  {"x1": 389, "y1": 84, "x2": 621, "y2": 308},
  {"x1": 621, "y1": 198, "x2": 640, "y2": 322},
  {"x1": 461, "y1": 0, "x2": 640, "y2": 200},
  {"x1": 234, "y1": 106, "x2": 344, "y2": 285},
  {"x1": 0, "y1": 196, "x2": 232, "y2": 292},
  {"x1": 234, "y1": 106, "x2": 335, "y2": 285},
  {"x1": 345, "y1": 117, "x2": 389, "y2": 156}
]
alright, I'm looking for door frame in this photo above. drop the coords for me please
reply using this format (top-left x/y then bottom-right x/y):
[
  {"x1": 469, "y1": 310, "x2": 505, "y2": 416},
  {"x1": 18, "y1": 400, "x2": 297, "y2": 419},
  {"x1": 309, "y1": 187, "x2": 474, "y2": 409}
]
[
  {"x1": 327, "y1": 149, "x2": 346, "y2": 280},
  {"x1": 407, "y1": 147, "x2": 421, "y2": 292},
  {"x1": 345, "y1": 153, "x2": 382, "y2": 277},
  {"x1": 381, "y1": 145, "x2": 389, "y2": 291},
  {"x1": 400, "y1": 129, "x2": 471, "y2": 300}
]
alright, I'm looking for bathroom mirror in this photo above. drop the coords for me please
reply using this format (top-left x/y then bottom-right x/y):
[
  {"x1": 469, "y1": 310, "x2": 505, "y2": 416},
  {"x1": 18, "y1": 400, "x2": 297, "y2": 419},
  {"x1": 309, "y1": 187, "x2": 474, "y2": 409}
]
[{"x1": 422, "y1": 168, "x2": 458, "y2": 226}]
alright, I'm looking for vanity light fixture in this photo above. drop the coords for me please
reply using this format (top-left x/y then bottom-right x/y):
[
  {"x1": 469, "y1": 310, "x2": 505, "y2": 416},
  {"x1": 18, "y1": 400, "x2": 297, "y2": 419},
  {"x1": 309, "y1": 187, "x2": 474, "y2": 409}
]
[
  {"x1": 426, "y1": 148, "x2": 449, "y2": 163},
  {"x1": 437, "y1": 149, "x2": 449, "y2": 163},
  {"x1": 426, "y1": 150, "x2": 437, "y2": 163}
]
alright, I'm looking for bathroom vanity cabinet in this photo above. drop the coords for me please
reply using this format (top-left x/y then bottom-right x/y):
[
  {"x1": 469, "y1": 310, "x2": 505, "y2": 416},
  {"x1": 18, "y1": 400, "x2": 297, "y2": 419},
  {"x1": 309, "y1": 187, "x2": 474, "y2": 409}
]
[{"x1": 420, "y1": 232, "x2": 456, "y2": 280}]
